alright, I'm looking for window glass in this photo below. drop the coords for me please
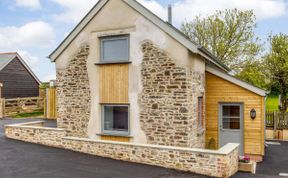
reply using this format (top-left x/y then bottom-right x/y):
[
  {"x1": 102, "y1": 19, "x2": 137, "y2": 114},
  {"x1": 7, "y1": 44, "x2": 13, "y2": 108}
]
[
  {"x1": 222, "y1": 105, "x2": 241, "y2": 130},
  {"x1": 222, "y1": 117, "x2": 240, "y2": 129},
  {"x1": 103, "y1": 105, "x2": 129, "y2": 133},
  {"x1": 223, "y1": 105, "x2": 240, "y2": 117},
  {"x1": 101, "y1": 36, "x2": 129, "y2": 62}
]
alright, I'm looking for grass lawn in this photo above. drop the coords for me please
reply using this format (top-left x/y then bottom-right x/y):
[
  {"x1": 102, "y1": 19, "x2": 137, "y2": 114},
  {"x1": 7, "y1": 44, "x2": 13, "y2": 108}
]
[
  {"x1": 266, "y1": 95, "x2": 279, "y2": 112},
  {"x1": 13, "y1": 111, "x2": 44, "y2": 118}
]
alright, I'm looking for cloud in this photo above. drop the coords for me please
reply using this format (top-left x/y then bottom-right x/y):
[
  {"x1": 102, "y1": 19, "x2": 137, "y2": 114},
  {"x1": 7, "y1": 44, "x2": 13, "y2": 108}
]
[
  {"x1": 137, "y1": 0, "x2": 167, "y2": 20},
  {"x1": 0, "y1": 21, "x2": 55, "y2": 50},
  {"x1": 137, "y1": 0, "x2": 287, "y2": 25},
  {"x1": 51, "y1": 0, "x2": 98, "y2": 23},
  {"x1": 18, "y1": 50, "x2": 40, "y2": 68},
  {"x1": 15, "y1": 0, "x2": 41, "y2": 10},
  {"x1": 43, "y1": 73, "x2": 56, "y2": 82}
]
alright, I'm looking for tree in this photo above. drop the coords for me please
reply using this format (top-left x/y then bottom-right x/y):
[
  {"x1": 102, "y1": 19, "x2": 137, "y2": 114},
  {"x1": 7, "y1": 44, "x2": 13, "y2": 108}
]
[
  {"x1": 235, "y1": 60, "x2": 267, "y2": 89},
  {"x1": 181, "y1": 9, "x2": 262, "y2": 71},
  {"x1": 265, "y1": 34, "x2": 288, "y2": 112}
]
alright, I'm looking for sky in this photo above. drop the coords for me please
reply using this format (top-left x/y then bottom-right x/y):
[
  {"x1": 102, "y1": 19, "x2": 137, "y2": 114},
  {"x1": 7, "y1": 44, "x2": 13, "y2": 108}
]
[{"x1": 0, "y1": 0, "x2": 287, "y2": 82}]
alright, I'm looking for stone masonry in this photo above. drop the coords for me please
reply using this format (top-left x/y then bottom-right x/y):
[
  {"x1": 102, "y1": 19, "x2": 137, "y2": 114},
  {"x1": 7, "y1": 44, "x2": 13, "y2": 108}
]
[
  {"x1": 139, "y1": 41, "x2": 205, "y2": 148},
  {"x1": 56, "y1": 45, "x2": 91, "y2": 137},
  {"x1": 5, "y1": 121, "x2": 239, "y2": 177}
]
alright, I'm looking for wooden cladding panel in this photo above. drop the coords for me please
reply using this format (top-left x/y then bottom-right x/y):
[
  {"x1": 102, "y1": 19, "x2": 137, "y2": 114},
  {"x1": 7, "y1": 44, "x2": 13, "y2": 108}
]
[
  {"x1": 205, "y1": 72, "x2": 265, "y2": 156},
  {"x1": 101, "y1": 135, "x2": 130, "y2": 142},
  {"x1": 99, "y1": 64, "x2": 129, "y2": 104},
  {"x1": 44, "y1": 87, "x2": 57, "y2": 119}
]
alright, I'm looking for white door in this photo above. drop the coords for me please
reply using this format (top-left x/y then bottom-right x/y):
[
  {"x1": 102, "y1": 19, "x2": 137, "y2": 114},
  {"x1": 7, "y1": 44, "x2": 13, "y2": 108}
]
[{"x1": 219, "y1": 103, "x2": 244, "y2": 155}]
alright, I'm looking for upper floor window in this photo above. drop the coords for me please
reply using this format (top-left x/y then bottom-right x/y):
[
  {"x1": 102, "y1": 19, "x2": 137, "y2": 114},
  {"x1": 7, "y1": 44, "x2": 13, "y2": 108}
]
[{"x1": 100, "y1": 35, "x2": 129, "y2": 63}]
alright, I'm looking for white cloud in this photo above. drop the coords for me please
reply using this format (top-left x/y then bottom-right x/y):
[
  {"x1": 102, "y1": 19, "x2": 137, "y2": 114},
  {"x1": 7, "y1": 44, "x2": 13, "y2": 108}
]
[
  {"x1": 51, "y1": 0, "x2": 98, "y2": 23},
  {"x1": 15, "y1": 0, "x2": 41, "y2": 10},
  {"x1": 0, "y1": 21, "x2": 55, "y2": 50},
  {"x1": 43, "y1": 73, "x2": 56, "y2": 82},
  {"x1": 18, "y1": 50, "x2": 40, "y2": 68},
  {"x1": 137, "y1": 0, "x2": 287, "y2": 25},
  {"x1": 137, "y1": 0, "x2": 167, "y2": 20}
]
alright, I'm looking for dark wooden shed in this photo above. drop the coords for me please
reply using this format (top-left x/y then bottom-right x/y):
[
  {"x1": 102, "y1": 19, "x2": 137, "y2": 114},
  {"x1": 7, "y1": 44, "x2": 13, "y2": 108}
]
[{"x1": 0, "y1": 52, "x2": 41, "y2": 98}]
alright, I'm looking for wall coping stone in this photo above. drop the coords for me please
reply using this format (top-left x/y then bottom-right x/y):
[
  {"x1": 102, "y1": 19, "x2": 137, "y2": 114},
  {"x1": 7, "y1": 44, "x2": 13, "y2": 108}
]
[
  {"x1": 5, "y1": 121, "x2": 239, "y2": 155},
  {"x1": 5, "y1": 121, "x2": 65, "y2": 132},
  {"x1": 64, "y1": 136, "x2": 239, "y2": 155}
]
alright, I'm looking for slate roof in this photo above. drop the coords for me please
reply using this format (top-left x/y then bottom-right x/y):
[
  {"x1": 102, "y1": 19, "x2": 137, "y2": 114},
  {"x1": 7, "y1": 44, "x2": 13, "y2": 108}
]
[{"x1": 0, "y1": 52, "x2": 18, "y2": 70}]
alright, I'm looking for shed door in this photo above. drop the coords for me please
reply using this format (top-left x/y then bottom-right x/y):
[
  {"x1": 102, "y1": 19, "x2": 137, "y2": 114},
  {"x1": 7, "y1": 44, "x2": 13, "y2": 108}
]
[{"x1": 219, "y1": 103, "x2": 244, "y2": 155}]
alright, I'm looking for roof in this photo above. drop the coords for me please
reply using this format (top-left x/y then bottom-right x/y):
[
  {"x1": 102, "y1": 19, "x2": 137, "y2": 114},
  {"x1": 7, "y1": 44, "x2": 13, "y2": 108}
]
[
  {"x1": 48, "y1": 0, "x2": 230, "y2": 72},
  {"x1": 0, "y1": 52, "x2": 41, "y2": 84},
  {"x1": 206, "y1": 65, "x2": 267, "y2": 96},
  {"x1": 0, "y1": 53, "x2": 18, "y2": 70}
]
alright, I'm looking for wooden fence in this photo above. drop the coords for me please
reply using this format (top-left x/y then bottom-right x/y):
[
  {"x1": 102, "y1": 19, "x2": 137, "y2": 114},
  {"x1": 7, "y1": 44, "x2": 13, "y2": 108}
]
[
  {"x1": 0, "y1": 87, "x2": 57, "y2": 119},
  {"x1": 44, "y1": 87, "x2": 57, "y2": 119},
  {"x1": 3, "y1": 97, "x2": 44, "y2": 117},
  {"x1": 266, "y1": 111, "x2": 288, "y2": 130}
]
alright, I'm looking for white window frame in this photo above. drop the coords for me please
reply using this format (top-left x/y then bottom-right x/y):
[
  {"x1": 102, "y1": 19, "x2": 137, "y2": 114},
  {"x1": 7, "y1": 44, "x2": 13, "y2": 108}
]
[
  {"x1": 101, "y1": 104, "x2": 130, "y2": 136},
  {"x1": 100, "y1": 35, "x2": 129, "y2": 63}
]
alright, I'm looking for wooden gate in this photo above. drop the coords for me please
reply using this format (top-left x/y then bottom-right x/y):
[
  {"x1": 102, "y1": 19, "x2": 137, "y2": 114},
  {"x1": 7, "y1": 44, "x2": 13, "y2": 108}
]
[
  {"x1": 266, "y1": 111, "x2": 288, "y2": 129},
  {"x1": 44, "y1": 87, "x2": 57, "y2": 119}
]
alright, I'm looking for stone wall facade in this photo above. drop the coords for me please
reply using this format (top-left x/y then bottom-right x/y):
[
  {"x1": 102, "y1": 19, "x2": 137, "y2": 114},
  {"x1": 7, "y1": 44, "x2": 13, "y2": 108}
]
[
  {"x1": 139, "y1": 41, "x2": 205, "y2": 148},
  {"x1": 5, "y1": 122, "x2": 239, "y2": 178},
  {"x1": 56, "y1": 45, "x2": 91, "y2": 137}
]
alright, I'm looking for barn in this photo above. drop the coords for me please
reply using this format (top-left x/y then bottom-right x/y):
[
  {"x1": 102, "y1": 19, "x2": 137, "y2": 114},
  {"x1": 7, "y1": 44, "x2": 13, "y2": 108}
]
[{"x1": 0, "y1": 52, "x2": 41, "y2": 98}]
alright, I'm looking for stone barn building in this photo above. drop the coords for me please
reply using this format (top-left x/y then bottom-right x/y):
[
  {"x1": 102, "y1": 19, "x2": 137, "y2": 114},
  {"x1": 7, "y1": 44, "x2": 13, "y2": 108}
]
[{"x1": 5, "y1": 0, "x2": 268, "y2": 176}]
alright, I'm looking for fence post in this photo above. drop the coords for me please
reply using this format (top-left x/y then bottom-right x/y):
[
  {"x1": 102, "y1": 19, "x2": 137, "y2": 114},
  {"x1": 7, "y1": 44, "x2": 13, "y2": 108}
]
[
  {"x1": 274, "y1": 111, "x2": 277, "y2": 139},
  {"x1": 0, "y1": 99, "x2": 4, "y2": 118}
]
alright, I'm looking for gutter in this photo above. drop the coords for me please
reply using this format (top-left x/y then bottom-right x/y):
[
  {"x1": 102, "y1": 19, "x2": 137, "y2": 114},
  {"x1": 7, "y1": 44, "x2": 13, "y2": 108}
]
[{"x1": 198, "y1": 46, "x2": 231, "y2": 72}]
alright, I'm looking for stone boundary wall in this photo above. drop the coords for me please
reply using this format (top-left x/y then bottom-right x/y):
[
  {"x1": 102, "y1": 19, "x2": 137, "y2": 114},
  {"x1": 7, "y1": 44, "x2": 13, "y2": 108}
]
[
  {"x1": 5, "y1": 121, "x2": 66, "y2": 148},
  {"x1": 5, "y1": 122, "x2": 239, "y2": 177}
]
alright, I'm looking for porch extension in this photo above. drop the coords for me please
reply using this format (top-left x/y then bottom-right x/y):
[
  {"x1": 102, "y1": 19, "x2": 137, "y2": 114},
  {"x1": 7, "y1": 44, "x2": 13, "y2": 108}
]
[{"x1": 5, "y1": 121, "x2": 239, "y2": 177}]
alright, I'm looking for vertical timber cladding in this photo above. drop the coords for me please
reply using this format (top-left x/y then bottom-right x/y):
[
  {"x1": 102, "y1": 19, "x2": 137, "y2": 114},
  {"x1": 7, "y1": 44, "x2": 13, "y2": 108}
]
[
  {"x1": 99, "y1": 64, "x2": 129, "y2": 104},
  {"x1": 205, "y1": 72, "x2": 265, "y2": 156},
  {"x1": 99, "y1": 64, "x2": 129, "y2": 142}
]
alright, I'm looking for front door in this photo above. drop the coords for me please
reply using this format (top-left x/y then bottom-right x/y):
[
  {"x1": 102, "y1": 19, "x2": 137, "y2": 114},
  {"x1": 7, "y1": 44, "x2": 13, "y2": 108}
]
[{"x1": 219, "y1": 103, "x2": 244, "y2": 155}]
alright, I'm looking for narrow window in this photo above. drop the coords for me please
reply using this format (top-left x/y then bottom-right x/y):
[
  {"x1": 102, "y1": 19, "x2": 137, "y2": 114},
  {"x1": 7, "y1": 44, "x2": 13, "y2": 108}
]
[
  {"x1": 102, "y1": 105, "x2": 129, "y2": 135},
  {"x1": 100, "y1": 35, "x2": 129, "y2": 62},
  {"x1": 198, "y1": 96, "x2": 204, "y2": 128},
  {"x1": 221, "y1": 105, "x2": 240, "y2": 130}
]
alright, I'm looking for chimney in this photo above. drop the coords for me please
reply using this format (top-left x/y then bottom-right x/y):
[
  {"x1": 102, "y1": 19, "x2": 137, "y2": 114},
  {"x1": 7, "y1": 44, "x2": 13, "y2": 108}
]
[{"x1": 168, "y1": 4, "x2": 172, "y2": 24}]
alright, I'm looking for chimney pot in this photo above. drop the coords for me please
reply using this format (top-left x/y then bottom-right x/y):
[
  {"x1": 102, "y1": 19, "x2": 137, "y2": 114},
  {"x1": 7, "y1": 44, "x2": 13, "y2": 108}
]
[{"x1": 168, "y1": 4, "x2": 172, "y2": 24}]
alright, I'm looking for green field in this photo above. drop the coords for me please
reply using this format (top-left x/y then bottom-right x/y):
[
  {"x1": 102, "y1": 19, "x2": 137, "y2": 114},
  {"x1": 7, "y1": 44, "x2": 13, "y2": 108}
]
[{"x1": 266, "y1": 95, "x2": 279, "y2": 111}]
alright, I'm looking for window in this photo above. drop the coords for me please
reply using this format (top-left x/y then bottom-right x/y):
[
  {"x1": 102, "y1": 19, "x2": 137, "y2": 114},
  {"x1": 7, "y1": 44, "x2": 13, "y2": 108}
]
[
  {"x1": 197, "y1": 97, "x2": 204, "y2": 128},
  {"x1": 221, "y1": 105, "x2": 241, "y2": 130},
  {"x1": 102, "y1": 105, "x2": 129, "y2": 135},
  {"x1": 100, "y1": 35, "x2": 129, "y2": 62}
]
